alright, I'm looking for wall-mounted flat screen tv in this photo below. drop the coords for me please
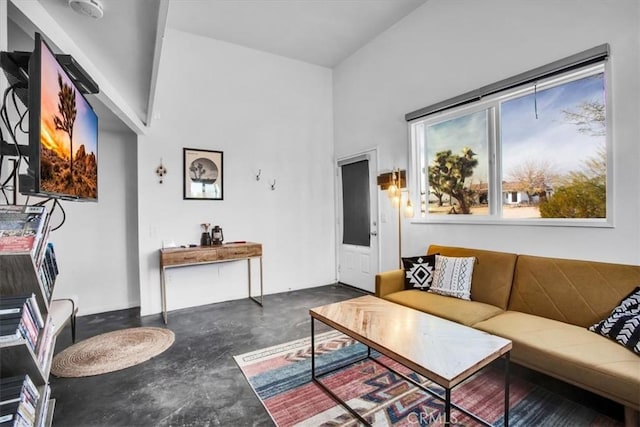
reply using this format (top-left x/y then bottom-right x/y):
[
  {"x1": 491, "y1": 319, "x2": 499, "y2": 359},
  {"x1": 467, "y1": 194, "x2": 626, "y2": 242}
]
[{"x1": 22, "y1": 33, "x2": 98, "y2": 201}]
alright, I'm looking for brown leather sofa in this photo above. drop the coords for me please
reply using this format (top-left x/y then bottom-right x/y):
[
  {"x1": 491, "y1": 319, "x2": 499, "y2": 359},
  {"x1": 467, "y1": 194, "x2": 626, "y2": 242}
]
[{"x1": 375, "y1": 244, "x2": 640, "y2": 424}]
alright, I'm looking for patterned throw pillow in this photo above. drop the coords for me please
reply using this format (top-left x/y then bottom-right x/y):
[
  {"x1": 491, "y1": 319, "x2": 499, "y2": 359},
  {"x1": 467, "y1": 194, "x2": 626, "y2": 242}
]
[
  {"x1": 429, "y1": 255, "x2": 476, "y2": 300},
  {"x1": 402, "y1": 254, "x2": 438, "y2": 291},
  {"x1": 589, "y1": 287, "x2": 640, "y2": 354}
]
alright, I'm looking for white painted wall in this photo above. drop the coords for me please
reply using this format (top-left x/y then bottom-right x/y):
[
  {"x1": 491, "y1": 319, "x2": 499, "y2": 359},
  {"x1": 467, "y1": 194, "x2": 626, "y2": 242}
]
[
  {"x1": 48, "y1": 130, "x2": 139, "y2": 315},
  {"x1": 137, "y1": 29, "x2": 335, "y2": 316},
  {"x1": 333, "y1": 0, "x2": 640, "y2": 270}
]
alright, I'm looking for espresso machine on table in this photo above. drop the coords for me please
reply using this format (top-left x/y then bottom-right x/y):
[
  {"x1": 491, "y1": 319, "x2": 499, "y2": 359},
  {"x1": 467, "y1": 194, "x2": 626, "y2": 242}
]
[{"x1": 200, "y1": 223, "x2": 211, "y2": 246}]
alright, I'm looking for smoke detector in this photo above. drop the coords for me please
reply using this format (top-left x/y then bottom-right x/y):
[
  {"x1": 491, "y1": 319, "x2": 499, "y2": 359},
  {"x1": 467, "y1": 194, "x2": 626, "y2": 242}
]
[{"x1": 68, "y1": 0, "x2": 104, "y2": 19}]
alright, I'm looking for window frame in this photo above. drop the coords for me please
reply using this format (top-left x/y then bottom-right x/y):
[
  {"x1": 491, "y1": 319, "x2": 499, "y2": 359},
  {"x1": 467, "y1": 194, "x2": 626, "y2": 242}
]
[{"x1": 408, "y1": 61, "x2": 612, "y2": 228}]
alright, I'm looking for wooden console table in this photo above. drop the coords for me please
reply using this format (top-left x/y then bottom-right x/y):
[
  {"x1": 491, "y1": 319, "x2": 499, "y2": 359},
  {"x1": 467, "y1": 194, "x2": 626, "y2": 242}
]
[{"x1": 159, "y1": 242, "x2": 263, "y2": 324}]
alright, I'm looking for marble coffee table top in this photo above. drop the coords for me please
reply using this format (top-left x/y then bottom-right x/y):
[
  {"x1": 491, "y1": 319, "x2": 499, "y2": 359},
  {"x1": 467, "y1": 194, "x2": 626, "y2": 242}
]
[{"x1": 310, "y1": 295, "x2": 512, "y2": 388}]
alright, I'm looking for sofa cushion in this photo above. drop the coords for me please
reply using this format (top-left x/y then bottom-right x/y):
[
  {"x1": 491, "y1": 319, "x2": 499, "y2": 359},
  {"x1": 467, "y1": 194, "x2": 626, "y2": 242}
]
[
  {"x1": 430, "y1": 255, "x2": 475, "y2": 300},
  {"x1": 427, "y1": 245, "x2": 517, "y2": 310},
  {"x1": 402, "y1": 254, "x2": 438, "y2": 291},
  {"x1": 383, "y1": 289, "x2": 503, "y2": 326},
  {"x1": 589, "y1": 287, "x2": 640, "y2": 354},
  {"x1": 509, "y1": 255, "x2": 640, "y2": 328},
  {"x1": 474, "y1": 311, "x2": 640, "y2": 409}
]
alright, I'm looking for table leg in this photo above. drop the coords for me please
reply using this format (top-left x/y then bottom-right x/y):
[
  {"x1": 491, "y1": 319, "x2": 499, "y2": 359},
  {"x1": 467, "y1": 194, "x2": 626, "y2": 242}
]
[
  {"x1": 259, "y1": 256, "x2": 263, "y2": 304},
  {"x1": 445, "y1": 388, "x2": 451, "y2": 425},
  {"x1": 160, "y1": 267, "x2": 168, "y2": 325},
  {"x1": 248, "y1": 257, "x2": 264, "y2": 306},
  {"x1": 247, "y1": 258, "x2": 251, "y2": 300},
  {"x1": 310, "y1": 318, "x2": 370, "y2": 426},
  {"x1": 504, "y1": 352, "x2": 510, "y2": 427},
  {"x1": 311, "y1": 317, "x2": 315, "y2": 379}
]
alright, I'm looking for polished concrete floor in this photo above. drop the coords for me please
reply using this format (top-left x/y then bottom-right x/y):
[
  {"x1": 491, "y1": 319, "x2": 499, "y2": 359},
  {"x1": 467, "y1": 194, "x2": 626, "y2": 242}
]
[
  {"x1": 50, "y1": 284, "x2": 624, "y2": 426},
  {"x1": 51, "y1": 284, "x2": 367, "y2": 426}
]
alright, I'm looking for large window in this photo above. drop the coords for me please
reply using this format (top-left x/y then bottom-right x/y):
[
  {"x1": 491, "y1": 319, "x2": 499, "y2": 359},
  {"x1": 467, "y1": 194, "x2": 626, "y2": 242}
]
[{"x1": 409, "y1": 59, "x2": 609, "y2": 226}]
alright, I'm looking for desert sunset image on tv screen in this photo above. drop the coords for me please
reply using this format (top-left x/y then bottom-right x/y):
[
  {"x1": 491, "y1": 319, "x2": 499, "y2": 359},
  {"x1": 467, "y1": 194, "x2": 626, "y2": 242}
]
[{"x1": 39, "y1": 40, "x2": 98, "y2": 199}]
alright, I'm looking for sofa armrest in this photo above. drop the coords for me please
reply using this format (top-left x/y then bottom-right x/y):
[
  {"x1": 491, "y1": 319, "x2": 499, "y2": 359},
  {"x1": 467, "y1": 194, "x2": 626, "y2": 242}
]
[{"x1": 375, "y1": 269, "x2": 404, "y2": 297}]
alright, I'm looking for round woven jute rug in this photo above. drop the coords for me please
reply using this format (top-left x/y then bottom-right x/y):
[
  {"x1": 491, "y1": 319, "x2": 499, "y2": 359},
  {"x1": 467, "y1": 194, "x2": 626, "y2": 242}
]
[{"x1": 51, "y1": 327, "x2": 175, "y2": 378}]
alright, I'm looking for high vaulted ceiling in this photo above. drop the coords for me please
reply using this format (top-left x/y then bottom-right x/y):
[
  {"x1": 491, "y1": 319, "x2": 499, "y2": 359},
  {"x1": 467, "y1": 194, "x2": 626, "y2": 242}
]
[
  {"x1": 166, "y1": 0, "x2": 427, "y2": 68},
  {"x1": 17, "y1": 0, "x2": 427, "y2": 131}
]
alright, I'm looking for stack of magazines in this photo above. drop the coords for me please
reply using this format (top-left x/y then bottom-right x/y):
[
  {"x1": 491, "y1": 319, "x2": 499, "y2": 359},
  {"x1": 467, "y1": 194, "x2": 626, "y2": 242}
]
[
  {"x1": 0, "y1": 205, "x2": 49, "y2": 258},
  {"x1": 0, "y1": 206, "x2": 58, "y2": 300}
]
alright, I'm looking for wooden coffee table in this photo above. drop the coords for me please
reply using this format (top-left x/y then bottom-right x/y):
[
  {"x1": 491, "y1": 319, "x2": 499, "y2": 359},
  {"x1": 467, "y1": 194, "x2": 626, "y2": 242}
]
[{"x1": 309, "y1": 295, "x2": 512, "y2": 426}]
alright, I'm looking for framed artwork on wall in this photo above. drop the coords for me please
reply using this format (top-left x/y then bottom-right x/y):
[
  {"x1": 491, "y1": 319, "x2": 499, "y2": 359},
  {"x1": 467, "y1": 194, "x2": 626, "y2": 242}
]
[{"x1": 183, "y1": 148, "x2": 224, "y2": 200}]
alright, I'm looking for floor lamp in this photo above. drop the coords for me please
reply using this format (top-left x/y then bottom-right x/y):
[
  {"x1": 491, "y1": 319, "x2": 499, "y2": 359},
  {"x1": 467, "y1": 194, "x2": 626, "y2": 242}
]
[{"x1": 377, "y1": 169, "x2": 414, "y2": 269}]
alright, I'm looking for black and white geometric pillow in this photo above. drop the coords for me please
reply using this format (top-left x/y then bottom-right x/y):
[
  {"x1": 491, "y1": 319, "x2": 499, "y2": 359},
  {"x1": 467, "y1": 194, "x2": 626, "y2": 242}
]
[
  {"x1": 402, "y1": 254, "x2": 438, "y2": 291},
  {"x1": 589, "y1": 286, "x2": 640, "y2": 354},
  {"x1": 429, "y1": 255, "x2": 475, "y2": 300}
]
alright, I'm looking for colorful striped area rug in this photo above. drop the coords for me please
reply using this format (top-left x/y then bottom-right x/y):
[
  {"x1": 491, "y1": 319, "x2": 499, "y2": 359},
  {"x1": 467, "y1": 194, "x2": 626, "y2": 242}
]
[{"x1": 234, "y1": 330, "x2": 622, "y2": 426}]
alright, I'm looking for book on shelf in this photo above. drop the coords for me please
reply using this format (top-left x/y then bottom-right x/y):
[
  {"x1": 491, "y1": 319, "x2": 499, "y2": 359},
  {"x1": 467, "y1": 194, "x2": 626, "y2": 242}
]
[
  {"x1": 44, "y1": 244, "x2": 58, "y2": 278},
  {"x1": 38, "y1": 268, "x2": 51, "y2": 302},
  {"x1": 0, "y1": 375, "x2": 40, "y2": 405},
  {"x1": 0, "y1": 205, "x2": 48, "y2": 257},
  {"x1": 0, "y1": 401, "x2": 28, "y2": 427},
  {"x1": 33, "y1": 219, "x2": 51, "y2": 271},
  {"x1": 0, "y1": 327, "x2": 22, "y2": 344},
  {"x1": 35, "y1": 316, "x2": 54, "y2": 369},
  {"x1": 0, "y1": 311, "x2": 38, "y2": 351},
  {"x1": 0, "y1": 294, "x2": 44, "y2": 351},
  {"x1": 0, "y1": 386, "x2": 31, "y2": 409},
  {"x1": 0, "y1": 401, "x2": 35, "y2": 427},
  {"x1": 0, "y1": 374, "x2": 39, "y2": 427},
  {"x1": 0, "y1": 294, "x2": 44, "y2": 329},
  {"x1": 0, "y1": 393, "x2": 35, "y2": 424},
  {"x1": 35, "y1": 385, "x2": 50, "y2": 427},
  {"x1": 36, "y1": 244, "x2": 58, "y2": 301},
  {"x1": 0, "y1": 381, "x2": 39, "y2": 409}
]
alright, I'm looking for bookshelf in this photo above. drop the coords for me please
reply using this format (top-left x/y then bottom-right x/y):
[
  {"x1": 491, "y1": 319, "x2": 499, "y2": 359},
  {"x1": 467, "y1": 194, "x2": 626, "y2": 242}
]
[{"x1": 0, "y1": 205, "x2": 58, "y2": 427}]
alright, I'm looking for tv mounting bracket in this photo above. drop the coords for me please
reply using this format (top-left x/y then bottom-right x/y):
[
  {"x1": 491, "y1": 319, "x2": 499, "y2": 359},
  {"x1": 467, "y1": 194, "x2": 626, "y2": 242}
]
[
  {"x1": 0, "y1": 50, "x2": 99, "y2": 158},
  {"x1": 0, "y1": 50, "x2": 99, "y2": 95}
]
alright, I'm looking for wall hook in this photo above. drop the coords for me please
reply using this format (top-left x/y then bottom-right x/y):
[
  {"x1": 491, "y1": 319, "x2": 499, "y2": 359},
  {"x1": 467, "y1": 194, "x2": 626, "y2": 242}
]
[
  {"x1": 270, "y1": 179, "x2": 276, "y2": 191},
  {"x1": 256, "y1": 169, "x2": 262, "y2": 181},
  {"x1": 156, "y1": 159, "x2": 167, "y2": 184}
]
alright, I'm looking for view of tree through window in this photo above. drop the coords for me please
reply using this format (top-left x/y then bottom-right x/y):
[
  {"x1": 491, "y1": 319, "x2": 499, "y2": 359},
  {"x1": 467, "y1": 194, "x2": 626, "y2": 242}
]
[
  {"x1": 424, "y1": 110, "x2": 488, "y2": 215},
  {"x1": 412, "y1": 64, "x2": 608, "y2": 223},
  {"x1": 501, "y1": 73, "x2": 606, "y2": 219}
]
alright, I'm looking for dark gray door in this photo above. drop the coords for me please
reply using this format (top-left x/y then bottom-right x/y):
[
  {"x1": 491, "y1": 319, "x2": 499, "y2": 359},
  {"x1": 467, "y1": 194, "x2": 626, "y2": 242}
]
[{"x1": 337, "y1": 151, "x2": 378, "y2": 292}]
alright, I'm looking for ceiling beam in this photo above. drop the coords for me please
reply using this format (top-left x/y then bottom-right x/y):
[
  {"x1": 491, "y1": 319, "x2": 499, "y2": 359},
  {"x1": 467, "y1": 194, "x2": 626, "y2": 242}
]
[
  {"x1": 8, "y1": 0, "x2": 148, "y2": 135},
  {"x1": 145, "y1": 0, "x2": 169, "y2": 127}
]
